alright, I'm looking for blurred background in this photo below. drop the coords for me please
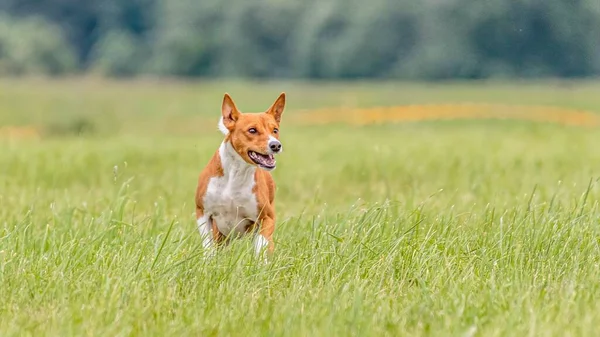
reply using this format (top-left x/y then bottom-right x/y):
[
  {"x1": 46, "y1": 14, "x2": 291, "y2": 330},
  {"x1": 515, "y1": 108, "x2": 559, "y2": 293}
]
[{"x1": 0, "y1": 0, "x2": 599, "y2": 80}]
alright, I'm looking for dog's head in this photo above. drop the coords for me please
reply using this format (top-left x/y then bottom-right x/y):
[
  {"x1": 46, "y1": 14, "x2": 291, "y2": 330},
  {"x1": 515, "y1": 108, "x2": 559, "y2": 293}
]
[{"x1": 219, "y1": 92, "x2": 285, "y2": 171}]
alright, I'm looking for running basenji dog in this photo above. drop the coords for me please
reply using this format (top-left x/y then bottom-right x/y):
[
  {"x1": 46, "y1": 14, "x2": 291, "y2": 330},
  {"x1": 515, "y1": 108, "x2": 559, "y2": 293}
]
[{"x1": 195, "y1": 93, "x2": 285, "y2": 258}]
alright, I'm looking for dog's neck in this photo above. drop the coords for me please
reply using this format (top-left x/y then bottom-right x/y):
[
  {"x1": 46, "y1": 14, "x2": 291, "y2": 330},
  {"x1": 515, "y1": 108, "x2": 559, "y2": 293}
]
[{"x1": 219, "y1": 140, "x2": 256, "y2": 181}]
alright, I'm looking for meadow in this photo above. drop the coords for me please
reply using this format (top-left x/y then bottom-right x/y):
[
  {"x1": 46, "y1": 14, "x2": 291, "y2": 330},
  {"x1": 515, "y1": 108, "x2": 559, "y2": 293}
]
[{"x1": 1, "y1": 78, "x2": 600, "y2": 336}]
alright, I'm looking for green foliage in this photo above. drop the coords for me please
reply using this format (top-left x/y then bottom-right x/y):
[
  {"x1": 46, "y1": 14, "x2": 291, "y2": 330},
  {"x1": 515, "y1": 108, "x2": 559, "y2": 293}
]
[
  {"x1": 0, "y1": 15, "x2": 76, "y2": 76},
  {"x1": 149, "y1": 0, "x2": 217, "y2": 76},
  {"x1": 90, "y1": 30, "x2": 146, "y2": 77},
  {"x1": 464, "y1": 0, "x2": 600, "y2": 78},
  {"x1": 0, "y1": 0, "x2": 599, "y2": 78}
]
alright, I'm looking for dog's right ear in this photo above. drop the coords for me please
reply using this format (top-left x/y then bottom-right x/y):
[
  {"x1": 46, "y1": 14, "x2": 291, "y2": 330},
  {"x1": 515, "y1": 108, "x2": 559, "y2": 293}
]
[{"x1": 220, "y1": 93, "x2": 240, "y2": 135}]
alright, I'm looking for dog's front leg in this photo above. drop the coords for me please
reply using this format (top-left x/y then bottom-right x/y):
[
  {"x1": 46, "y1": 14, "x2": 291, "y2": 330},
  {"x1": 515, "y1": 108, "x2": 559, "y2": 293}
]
[
  {"x1": 196, "y1": 210, "x2": 216, "y2": 258},
  {"x1": 254, "y1": 216, "x2": 275, "y2": 261}
]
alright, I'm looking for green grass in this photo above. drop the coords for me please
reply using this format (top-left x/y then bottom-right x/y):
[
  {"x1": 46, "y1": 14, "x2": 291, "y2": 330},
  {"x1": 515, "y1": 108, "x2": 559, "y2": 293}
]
[{"x1": 1, "y1": 79, "x2": 600, "y2": 336}]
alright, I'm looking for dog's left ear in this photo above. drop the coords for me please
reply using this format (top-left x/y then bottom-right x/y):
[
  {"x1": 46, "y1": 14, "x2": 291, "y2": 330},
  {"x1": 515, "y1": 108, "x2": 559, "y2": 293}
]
[
  {"x1": 266, "y1": 92, "x2": 285, "y2": 123},
  {"x1": 220, "y1": 93, "x2": 241, "y2": 135}
]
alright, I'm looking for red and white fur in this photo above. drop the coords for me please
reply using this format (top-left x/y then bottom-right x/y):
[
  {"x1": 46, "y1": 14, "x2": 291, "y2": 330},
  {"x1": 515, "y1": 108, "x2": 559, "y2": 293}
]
[{"x1": 195, "y1": 93, "x2": 285, "y2": 258}]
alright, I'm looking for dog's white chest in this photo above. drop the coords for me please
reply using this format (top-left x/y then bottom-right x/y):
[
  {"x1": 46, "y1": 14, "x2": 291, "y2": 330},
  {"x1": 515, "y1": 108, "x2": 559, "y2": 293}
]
[{"x1": 203, "y1": 173, "x2": 258, "y2": 237}]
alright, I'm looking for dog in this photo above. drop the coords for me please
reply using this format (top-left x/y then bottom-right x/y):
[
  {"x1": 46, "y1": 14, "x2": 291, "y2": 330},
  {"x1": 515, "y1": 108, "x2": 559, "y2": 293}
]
[{"x1": 195, "y1": 92, "x2": 285, "y2": 258}]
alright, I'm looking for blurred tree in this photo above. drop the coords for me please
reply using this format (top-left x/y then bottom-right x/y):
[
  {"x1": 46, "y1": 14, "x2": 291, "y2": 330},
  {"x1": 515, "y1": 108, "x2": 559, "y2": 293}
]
[
  {"x1": 467, "y1": 0, "x2": 600, "y2": 78},
  {"x1": 90, "y1": 30, "x2": 147, "y2": 77},
  {"x1": 331, "y1": 0, "x2": 418, "y2": 78},
  {"x1": 149, "y1": 0, "x2": 224, "y2": 76},
  {"x1": 0, "y1": 15, "x2": 77, "y2": 76},
  {"x1": 217, "y1": 0, "x2": 306, "y2": 77},
  {"x1": 0, "y1": 0, "x2": 599, "y2": 79},
  {"x1": 0, "y1": 0, "x2": 155, "y2": 68},
  {"x1": 1, "y1": 0, "x2": 102, "y2": 65}
]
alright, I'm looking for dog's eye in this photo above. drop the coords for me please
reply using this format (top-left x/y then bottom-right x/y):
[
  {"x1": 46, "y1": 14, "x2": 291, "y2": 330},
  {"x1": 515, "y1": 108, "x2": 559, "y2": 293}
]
[
  {"x1": 273, "y1": 128, "x2": 278, "y2": 134},
  {"x1": 248, "y1": 128, "x2": 257, "y2": 134}
]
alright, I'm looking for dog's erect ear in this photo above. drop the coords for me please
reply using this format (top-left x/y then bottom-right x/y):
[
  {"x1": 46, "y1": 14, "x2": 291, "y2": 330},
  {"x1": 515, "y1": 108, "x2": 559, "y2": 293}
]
[
  {"x1": 266, "y1": 92, "x2": 285, "y2": 123},
  {"x1": 220, "y1": 93, "x2": 240, "y2": 134}
]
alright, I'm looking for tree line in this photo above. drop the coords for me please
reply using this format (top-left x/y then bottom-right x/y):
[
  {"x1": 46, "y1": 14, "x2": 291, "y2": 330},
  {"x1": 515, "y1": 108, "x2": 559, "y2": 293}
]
[{"x1": 1, "y1": 0, "x2": 599, "y2": 79}]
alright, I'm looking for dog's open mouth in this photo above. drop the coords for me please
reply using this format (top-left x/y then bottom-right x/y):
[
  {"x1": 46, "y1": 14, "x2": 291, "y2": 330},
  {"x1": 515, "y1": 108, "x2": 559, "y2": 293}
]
[{"x1": 248, "y1": 151, "x2": 276, "y2": 169}]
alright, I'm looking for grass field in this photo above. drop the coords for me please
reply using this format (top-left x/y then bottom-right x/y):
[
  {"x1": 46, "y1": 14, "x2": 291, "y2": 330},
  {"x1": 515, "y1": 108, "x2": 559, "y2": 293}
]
[{"x1": 2, "y1": 79, "x2": 600, "y2": 336}]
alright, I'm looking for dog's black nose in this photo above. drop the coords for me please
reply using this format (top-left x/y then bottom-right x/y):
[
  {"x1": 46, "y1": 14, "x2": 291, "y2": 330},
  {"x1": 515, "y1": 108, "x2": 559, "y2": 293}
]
[{"x1": 269, "y1": 140, "x2": 282, "y2": 152}]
